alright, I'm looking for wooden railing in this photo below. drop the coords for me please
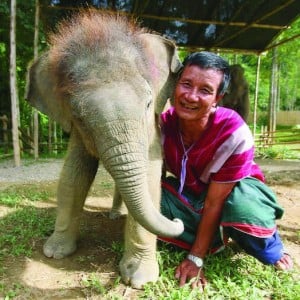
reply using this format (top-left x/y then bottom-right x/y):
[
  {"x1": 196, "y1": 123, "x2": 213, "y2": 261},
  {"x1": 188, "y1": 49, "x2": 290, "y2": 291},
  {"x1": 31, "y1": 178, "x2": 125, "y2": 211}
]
[
  {"x1": 0, "y1": 115, "x2": 68, "y2": 157},
  {"x1": 255, "y1": 126, "x2": 300, "y2": 151}
]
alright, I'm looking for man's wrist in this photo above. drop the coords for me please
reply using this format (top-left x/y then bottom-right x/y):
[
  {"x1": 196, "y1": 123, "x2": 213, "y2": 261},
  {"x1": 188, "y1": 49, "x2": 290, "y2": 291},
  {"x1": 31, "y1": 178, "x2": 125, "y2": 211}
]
[{"x1": 187, "y1": 253, "x2": 204, "y2": 268}]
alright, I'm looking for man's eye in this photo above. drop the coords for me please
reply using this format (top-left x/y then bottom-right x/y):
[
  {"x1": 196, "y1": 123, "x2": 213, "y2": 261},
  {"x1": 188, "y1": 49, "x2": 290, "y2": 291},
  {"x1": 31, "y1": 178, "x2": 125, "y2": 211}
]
[
  {"x1": 201, "y1": 89, "x2": 213, "y2": 95},
  {"x1": 181, "y1": 82, "x2": 191, "y2": 88}
]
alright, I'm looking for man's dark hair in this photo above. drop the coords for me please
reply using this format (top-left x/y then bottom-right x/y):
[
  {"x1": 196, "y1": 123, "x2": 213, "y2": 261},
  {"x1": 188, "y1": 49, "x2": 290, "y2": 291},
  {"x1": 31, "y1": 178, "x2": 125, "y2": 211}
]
[{"x1": 179, "y1": 51, "x2": 231, "y2": 96}]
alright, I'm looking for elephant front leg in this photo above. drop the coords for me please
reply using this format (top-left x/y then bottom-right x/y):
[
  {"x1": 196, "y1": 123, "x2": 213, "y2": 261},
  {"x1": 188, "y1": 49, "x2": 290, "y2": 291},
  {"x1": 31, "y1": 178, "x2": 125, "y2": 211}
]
[
  {"x1": 119, "y1": 159, "x2": 162, "y2": 289},
  {"x1": 119, "y1": 215, "x2": 159, "y2": 289},
  {"x1": 44, "y1": 131, "x2": 99, "y2": 259}
]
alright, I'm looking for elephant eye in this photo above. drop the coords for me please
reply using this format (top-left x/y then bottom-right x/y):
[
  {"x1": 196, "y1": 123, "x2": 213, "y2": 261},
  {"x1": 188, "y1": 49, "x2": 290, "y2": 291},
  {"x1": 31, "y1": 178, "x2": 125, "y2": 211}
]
[
  {"x1": 146, "y1": 98, "x2": 152, "y2": 110},
  {"x1": 144, "y1": 82, "x2": 153, "y2": 112}
]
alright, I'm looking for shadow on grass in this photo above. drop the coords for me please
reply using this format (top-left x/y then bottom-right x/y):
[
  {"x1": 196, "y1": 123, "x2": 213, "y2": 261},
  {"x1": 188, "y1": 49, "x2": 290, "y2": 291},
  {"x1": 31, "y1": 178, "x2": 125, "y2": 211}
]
[{"x1": 0, "y1": 203, "x2": 130, "y2": 299}]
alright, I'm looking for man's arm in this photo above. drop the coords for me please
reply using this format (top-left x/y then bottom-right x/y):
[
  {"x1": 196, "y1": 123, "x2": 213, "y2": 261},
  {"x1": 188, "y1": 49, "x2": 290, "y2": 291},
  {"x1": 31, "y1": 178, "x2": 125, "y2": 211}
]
[{"x1": 175, "y1": 181, "x2": 236, "y2": 288}]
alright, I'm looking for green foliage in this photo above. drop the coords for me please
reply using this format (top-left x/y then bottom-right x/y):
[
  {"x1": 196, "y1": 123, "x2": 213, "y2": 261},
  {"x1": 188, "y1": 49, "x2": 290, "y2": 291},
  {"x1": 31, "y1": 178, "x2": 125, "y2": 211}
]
[
  {"x1": 256, "y1": 112, "x2": 268, "y2": 126},
  {"x1": 276, "y1": 18, "x2": 300, "y2": 111},
  {"x1": 0, "y1": 0, "x2": 47, "y2": 131}
]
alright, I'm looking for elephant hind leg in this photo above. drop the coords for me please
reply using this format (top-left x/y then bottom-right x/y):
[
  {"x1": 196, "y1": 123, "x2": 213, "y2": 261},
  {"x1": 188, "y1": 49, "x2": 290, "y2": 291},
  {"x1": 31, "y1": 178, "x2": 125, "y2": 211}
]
[{"x1": 44, "y1": 130, "x2": 99, "y2": 259}]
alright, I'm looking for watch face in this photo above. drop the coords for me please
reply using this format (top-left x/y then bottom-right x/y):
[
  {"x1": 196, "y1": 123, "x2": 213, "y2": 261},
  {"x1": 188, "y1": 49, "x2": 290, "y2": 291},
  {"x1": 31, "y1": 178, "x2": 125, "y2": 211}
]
[
  {"x1": 187, "y1": 254, "x2": 203, "y2": 267},
  {"x1": 194, "y1": 258, "x2": 203, "y2": 267}
]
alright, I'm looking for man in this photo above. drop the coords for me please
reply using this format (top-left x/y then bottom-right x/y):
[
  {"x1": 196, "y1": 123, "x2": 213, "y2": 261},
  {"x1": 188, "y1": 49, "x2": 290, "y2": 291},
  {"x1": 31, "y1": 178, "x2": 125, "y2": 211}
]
[{"x1": 159, "y1": 52, "x2": 293, "y2": 288}]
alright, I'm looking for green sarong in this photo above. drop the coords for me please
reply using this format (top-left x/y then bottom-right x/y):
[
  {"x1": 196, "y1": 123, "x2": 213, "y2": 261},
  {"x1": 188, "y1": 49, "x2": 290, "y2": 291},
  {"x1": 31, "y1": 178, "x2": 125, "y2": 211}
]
[{"x1": 160, "y1": 176, "x2": 284, "y2": 252}]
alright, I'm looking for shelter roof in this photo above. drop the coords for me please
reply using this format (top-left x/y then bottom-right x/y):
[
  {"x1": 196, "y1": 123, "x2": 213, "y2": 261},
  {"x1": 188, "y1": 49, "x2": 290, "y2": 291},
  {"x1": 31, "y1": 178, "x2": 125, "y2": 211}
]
[
  {"x1": 131, "y1": 0, "x2": 300, "y2": 54},
  {"x1": 48, "y1": 0, "x2": 300, "y2": 54}
]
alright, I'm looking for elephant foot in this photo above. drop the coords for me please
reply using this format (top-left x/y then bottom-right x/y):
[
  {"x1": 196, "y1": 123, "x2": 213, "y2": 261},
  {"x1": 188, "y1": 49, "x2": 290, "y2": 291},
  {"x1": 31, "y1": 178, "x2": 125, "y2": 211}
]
[
  {"x1": 43, "y1": 231, "x2": 77, "y2": 259},
  {"x1": 119, "y1": 254, "x2": 159, "y2": 289}
]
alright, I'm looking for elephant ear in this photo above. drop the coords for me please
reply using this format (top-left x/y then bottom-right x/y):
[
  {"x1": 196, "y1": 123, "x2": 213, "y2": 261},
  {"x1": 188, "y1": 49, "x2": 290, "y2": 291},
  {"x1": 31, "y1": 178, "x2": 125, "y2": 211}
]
[
  {"x1": 25, "y1": 52, "x2": 72, "y2": 132},
  {"x1": 139, "y1": 33, "x2": 182, "y2": 114}
]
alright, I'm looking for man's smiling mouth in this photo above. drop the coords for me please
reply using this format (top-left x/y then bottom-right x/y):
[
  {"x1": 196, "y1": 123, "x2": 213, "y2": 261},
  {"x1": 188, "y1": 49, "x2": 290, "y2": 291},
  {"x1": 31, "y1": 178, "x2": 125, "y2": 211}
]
[{"x1": 181, "y1": 102, "x2": 198, "y2": 110}]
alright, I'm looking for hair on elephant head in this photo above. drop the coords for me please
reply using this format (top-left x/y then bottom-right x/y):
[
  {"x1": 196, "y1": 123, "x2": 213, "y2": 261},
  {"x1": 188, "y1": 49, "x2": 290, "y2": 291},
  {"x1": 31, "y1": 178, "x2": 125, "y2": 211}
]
[
  {"x1": 219, "y1": 64, "x2": 250, "y2": 122},
  {"x1": 25, "y1": 9, "x2": 184, "y2": 289}
]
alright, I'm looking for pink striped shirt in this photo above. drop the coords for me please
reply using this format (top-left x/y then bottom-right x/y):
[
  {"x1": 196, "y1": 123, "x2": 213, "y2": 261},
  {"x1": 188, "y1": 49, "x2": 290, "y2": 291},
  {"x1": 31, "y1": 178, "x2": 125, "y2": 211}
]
[{"x1": 161, "y1": 106, "x2": 264, "y2": 195}]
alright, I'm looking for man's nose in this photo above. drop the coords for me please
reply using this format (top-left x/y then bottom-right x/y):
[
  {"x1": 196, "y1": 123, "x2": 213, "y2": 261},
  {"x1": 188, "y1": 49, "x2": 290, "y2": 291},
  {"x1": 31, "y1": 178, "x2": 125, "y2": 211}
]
[{"x1": 186, "y1": 89, "x2": 199, "y2": 101}]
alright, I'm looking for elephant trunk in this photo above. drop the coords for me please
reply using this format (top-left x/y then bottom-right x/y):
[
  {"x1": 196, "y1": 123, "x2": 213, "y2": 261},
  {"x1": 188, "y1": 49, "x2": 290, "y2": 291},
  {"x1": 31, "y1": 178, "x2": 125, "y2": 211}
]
[{"x1": 99, "y1": 121, "x2": 183, "y2": 238}]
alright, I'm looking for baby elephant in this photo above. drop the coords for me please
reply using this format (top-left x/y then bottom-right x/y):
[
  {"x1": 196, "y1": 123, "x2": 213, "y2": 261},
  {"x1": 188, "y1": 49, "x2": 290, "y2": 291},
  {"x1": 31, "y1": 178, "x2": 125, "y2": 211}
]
[{"x1": 26, "y1": 10, "x2": 184, "y2": 289}]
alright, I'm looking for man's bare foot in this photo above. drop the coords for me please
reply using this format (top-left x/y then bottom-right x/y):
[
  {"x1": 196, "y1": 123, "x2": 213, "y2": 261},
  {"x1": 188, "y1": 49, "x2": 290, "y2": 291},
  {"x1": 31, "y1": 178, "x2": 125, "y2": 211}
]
[{"x1": 274, "y1": 253, "x2": 293, "y2": 270}]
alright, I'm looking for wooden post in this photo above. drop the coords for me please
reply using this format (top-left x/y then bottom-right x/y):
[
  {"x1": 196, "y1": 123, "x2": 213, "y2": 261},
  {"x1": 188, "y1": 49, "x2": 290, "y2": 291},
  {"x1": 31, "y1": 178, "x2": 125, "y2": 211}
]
[
  {"x1": 10, "y1": 0, "x2": 21, "y2": 166},
  {"x1": 33, "y1": 0, "x2": 40, "y2": 159},
  {"x1": 48, "y1": 119, "x2": 52, "y2": 154},
  {"x1": 253, "y1": 55, "x2": 261, "y2": 136},
  {"x1": 268, "y1": 48, "x2": 278, "y2": 144},
  {"x1": 53, "y1": 121, "x2": 57, "y2": 155}
]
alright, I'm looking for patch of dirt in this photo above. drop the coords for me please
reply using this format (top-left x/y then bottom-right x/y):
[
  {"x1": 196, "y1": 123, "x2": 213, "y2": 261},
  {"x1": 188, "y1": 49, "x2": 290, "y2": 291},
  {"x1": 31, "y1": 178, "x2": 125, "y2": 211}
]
[{"x1": 0, "y1": 158, "x2": 299, "y2": 299}]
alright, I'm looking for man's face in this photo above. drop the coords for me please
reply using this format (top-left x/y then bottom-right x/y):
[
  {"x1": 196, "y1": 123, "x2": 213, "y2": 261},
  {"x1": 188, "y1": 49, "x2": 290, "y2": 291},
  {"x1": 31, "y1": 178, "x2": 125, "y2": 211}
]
[{"x1": 174, "y1": 65, "x2": 223, "y2": 122}]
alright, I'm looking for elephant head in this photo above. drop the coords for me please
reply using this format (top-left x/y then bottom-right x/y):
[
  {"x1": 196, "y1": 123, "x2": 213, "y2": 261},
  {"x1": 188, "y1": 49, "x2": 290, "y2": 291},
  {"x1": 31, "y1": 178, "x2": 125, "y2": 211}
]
[
  {"x1": 25, "y1": 10, "x2": 184, "y2": 238},
  {"x1": 219, "y1": 64, "x2": 250, "y2": 121}
]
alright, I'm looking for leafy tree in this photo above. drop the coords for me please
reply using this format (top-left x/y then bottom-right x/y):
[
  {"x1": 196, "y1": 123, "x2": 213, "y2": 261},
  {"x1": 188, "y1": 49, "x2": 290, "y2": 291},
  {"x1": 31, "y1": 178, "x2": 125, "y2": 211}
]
[
  {"x1": 276, "y1": 18, "x2": 300, "y2": 110},
  {"x1": 0, "y1": 0, "x2": 46, "y2": 126}
]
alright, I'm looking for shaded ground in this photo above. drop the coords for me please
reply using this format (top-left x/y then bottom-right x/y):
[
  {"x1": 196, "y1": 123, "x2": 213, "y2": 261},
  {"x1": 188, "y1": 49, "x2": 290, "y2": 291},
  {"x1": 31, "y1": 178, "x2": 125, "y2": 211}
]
[{"x1": 0, "y1": 158, "x2": 299, "y2": 299}]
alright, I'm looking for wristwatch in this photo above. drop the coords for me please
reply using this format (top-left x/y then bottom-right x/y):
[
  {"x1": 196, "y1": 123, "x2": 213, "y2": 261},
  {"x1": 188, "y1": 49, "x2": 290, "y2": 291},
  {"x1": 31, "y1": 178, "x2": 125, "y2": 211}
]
[{"x1": 187, "y1": 254, "x2": 204, "y2": 268}]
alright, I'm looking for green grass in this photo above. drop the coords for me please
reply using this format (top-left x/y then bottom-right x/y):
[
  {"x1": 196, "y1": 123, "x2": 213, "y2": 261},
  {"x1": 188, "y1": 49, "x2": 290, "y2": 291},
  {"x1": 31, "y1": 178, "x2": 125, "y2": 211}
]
[
  {"x1": 0, "y1": 207, "x2": 54, "y2": 258},
  {"x1": 0, "y1": 188, "x2": 55, "y2": 259},
  {"x1": 255, "y1": 145, "x2": 300, "y2": 159},
  {"x1": 140, "y1": 244, "x2": 300, "y2": 300},
  {"x1": 0, "y1": 186, "x2": 299, "y2": 299},
  {"x1": 0, "y1": 187, "x2": 50, "y2": 207}
]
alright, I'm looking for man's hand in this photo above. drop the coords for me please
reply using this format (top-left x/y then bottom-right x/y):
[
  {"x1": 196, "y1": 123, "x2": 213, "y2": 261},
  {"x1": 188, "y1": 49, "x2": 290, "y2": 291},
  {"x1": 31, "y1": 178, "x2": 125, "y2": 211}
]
[{"x1": 175, "y1": 259, "x2": 207, "y2": 289}]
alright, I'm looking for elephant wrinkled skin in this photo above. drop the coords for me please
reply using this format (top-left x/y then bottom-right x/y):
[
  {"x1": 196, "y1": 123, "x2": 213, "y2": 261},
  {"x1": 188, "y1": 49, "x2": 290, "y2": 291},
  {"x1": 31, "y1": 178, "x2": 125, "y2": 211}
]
[
  {"x1": 25, "y1": 10, "x2": 184, "y2": 289},
  {"x1": 219, "y1": 64, "x2": 250, "y2": 121}
]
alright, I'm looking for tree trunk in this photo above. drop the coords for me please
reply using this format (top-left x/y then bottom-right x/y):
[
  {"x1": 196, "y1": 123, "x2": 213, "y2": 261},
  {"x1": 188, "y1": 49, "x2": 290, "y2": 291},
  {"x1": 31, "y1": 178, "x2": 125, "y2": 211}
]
[
  {"x1": 48, "y1": 119, "x2": 52, "y2": 154},
  {"x1": 33, "y1": 0, "x2": 40, "y2": 159},
  {"x1": 0, "y1": 115, "x2": 9, "y2": 154},
  {"x1": 10, "y1": 0, "x2": 21, "y2": 166}
]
